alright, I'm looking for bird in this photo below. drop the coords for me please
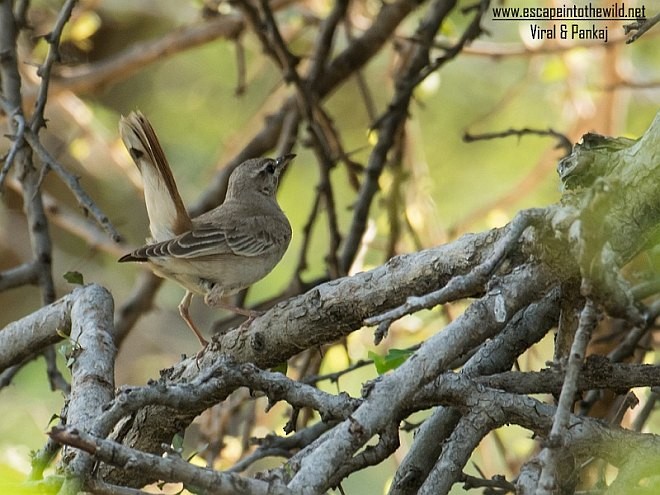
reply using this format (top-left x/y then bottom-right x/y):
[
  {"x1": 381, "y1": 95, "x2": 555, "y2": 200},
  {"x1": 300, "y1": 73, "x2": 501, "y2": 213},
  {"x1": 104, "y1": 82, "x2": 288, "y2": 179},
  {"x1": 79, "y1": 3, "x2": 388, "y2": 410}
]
[{"x1": 118, "y1": 111, "x2": 293, "y2": 347}]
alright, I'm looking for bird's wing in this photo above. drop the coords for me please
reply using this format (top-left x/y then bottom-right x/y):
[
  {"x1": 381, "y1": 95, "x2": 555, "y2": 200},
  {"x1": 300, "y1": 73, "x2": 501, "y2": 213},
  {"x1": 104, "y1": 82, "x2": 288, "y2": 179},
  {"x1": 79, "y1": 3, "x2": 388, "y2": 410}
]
[{"x1": 119, "y1": 216, "x2": 288, "y2": 262}]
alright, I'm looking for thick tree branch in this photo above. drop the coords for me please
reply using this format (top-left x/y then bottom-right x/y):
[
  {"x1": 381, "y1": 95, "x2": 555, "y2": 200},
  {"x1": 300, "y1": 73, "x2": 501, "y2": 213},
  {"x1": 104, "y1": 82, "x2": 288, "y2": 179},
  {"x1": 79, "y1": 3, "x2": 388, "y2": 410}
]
[
  {"x1": 100, "y1": 228, "x2": 499, "y2": 486},
  {"x1": 390, "y1": 289, "x2": 561, "y2": 494},
  {"x1": 288, "y1": 262, "x2": 556, "y2": 492},
  {"x1": 0, "y1": 291, "x2": 73, "y2": 371}
]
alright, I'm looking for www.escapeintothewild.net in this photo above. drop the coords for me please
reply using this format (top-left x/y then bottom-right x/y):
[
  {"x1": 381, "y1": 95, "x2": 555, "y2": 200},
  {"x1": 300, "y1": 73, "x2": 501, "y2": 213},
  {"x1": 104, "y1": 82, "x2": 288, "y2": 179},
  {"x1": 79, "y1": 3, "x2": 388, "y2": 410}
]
[
  {"x1": 491, "y1": 2, "x2": 648, "y2": 44},
  {"x1": 491, "y1": 2, "x2": 647, "y2": 20}
]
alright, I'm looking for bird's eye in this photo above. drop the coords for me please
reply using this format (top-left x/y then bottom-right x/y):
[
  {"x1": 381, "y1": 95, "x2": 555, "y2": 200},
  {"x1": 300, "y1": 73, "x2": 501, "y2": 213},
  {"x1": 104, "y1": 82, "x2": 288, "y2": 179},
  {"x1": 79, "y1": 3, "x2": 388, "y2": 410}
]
[{"x1": 265, "y1": 161, "x2": 276, "y2": 174}]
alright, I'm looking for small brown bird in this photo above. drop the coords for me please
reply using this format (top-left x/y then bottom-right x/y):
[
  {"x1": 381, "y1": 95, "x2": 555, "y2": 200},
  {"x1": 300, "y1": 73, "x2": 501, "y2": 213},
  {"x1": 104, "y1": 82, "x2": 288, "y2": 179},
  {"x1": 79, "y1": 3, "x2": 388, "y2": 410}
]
[{"x1": 118, "y1": 111, "x2": 293, "y2": 346}]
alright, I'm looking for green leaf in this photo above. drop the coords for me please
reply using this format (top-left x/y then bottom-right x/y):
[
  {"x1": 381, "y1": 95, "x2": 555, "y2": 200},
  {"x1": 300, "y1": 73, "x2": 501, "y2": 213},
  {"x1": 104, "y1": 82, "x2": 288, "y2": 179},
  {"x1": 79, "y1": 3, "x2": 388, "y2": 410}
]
[
  {"x1": 171, "y1": 432, "x2": 184, "y2": 453},
  {"x1": 369, "y1": 348, "x2": 414, "y2": 375},
  {"x1": 63, "y1": 271, "x2": 84, "y2": 285}
]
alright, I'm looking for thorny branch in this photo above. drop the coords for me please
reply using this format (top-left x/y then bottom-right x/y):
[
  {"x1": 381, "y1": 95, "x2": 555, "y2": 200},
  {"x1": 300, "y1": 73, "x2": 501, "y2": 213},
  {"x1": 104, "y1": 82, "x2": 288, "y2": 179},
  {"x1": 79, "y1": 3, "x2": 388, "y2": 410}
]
[{"x1": 463, "y1": 126, "x2": 573, "y2": 157}]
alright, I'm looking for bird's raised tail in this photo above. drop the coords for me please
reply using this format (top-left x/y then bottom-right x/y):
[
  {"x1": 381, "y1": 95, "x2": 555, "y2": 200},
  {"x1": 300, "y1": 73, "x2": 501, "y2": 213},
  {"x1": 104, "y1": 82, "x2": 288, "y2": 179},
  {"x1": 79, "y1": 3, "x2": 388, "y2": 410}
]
[{"x1": 119, "y1": 111, "x2": 192, "y2": 242}]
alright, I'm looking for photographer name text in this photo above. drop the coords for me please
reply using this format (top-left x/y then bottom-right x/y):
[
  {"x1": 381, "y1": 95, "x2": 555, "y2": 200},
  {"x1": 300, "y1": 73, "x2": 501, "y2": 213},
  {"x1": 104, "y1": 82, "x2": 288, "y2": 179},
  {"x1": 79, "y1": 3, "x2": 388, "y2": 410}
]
[{"x1": 530, "y1": 23, "x2": 608, "y2": 42}]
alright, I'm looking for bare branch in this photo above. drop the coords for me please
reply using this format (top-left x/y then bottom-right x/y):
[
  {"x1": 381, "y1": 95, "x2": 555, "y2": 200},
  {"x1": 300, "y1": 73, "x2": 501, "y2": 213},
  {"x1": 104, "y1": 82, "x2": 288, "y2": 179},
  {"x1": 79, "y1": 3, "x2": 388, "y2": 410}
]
[
  {"x1": 339, "y1": 0, "x2": 467, "y2": 273},
  {"x1": 0, "y1": 260, "x2": 39, "y2": 291},
  {"x1": 366, "y1": 208, "x2": 546, "y2": 342},
  {"x1": 418, "y1": 411, "x2": 495, "y2": 495},
  {"x1": 50, "y1": 426, "x2": 296, "y2": 495},
  {"x1": 30, "y1": 0, "x2": 78, "y2": 133},
  {"x1": 624, "y1": 12, "x2": 660, "y2": 43},
  {"x1": 42, "y1": 16, "x2": 244, "y2": 96},
  {"x1": 536, "y1": 301, "x2": 599, "y2": 495},
  {"x1": 22, "y1": 128, "x2": 122, "y2": 242},
  {"x1": 0, "y1": 284, "x2": 76, "y2": 373},
  {"x1": 463, "y1": 127, "x2": 573, "y2": 157}
]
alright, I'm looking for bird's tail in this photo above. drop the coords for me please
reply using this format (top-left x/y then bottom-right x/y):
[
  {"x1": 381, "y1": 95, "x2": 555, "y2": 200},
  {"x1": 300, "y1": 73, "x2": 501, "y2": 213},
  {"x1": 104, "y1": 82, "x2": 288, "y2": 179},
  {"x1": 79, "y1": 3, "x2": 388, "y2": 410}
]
[{"x1": 119, "y1": 111, "x2": 192, "y2": 241}]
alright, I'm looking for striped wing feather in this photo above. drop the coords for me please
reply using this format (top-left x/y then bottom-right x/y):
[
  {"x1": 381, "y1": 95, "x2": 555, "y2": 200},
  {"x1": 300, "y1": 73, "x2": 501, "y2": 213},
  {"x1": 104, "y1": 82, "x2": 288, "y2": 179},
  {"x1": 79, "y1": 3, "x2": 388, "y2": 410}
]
[{"x1": 120, "y1": 216, "x2": 283, "y2": 261}]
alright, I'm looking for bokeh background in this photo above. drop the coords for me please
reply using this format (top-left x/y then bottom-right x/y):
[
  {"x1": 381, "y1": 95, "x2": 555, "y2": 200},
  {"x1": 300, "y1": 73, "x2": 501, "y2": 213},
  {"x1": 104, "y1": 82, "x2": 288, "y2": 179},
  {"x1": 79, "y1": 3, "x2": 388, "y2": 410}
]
[{"x1": 1, "y1": 0, "x2": 658, "y2": 492}]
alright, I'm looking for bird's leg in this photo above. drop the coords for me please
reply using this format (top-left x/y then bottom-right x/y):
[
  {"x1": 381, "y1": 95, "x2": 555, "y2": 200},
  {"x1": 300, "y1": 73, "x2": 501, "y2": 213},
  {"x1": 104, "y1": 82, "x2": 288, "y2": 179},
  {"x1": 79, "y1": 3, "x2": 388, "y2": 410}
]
[
  {"x1": 178, "y1": 290, "x2": 209, "y2": 347},
  {"x1": 204, "y1": 286, "x2": 263, "y2": 331}
]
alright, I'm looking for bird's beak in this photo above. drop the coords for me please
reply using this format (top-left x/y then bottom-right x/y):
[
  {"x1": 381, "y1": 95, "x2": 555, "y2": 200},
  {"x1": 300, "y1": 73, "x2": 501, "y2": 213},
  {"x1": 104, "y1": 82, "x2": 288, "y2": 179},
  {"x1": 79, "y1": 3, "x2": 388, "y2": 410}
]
[{"x1": 275, "y1": 153, "x2": 296, "y2": 169}]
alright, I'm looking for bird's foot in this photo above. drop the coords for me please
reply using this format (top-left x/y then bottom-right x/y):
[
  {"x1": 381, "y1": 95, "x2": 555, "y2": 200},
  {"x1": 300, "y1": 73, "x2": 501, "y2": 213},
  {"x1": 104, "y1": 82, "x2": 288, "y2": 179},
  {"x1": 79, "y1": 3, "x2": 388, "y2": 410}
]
[
  {"x1": 237, "y1": 309, "x2": 264, "y2": 333},
  {"x1": 194, "y1": 340, "x2": 211, "y2": 369}
]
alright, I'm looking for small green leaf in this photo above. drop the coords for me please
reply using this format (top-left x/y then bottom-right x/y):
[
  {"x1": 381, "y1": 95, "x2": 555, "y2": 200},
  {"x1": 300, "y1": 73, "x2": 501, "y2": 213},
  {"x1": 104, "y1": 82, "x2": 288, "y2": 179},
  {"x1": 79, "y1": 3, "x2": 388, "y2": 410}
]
[
  {"x1": 63, "y1": 271, "x2": 84, "y2": 285},
  {"x1": 369, "y1": 348, "x2": 414, "y2": 375},
  {"x1": 171, "y1": 433, "x2": 184, "y2": 453}
]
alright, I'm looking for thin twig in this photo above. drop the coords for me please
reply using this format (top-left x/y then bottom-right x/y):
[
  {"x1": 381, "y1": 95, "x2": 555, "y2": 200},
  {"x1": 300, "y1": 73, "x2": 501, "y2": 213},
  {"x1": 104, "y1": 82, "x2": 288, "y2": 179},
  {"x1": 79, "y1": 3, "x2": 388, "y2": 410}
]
[
  {"x1": 0, "y1": 261, "x2": 39, "y2": 291},
  {"x1": 242, "y1": 0, "x2": 345, "y2": 276},
  {"x1": 624, "y1": 12, "x2": 660, "y2": 43},
  {"x1": 302, "y1": 359, "x2": 373, "y2": 386},
  {"x1": 30, "y1": 0, "x2": 79, "y2": 133},
  {"x1": 234, "y1": 36, "x2": 247, "y2": 96},
  {"x1": 366, "y1": 209, "x2": 545, "y2": 342},
  {"x1": 536, "y1": 300, "x2": 599, "y2": 494},
  {"x1": 0, "y1": 0, "x2": 57, "y2": 312},
  {"x1": 36, "y1": 15, "x2": 245, "y2": 97},
  {"x1": 340, "y1": 0, "x2": 473, "y2": 273},
  {"x1": 22, "y1": 128, "x2": 122, "y2": 242},
  {"x1": 50, "y1": 426, "x2": 295, "y2": 495},
  {"x1": 463, "y1": 127, "x2": 573, "y2": 157},
  {"x1": 306, "y1": 0, "x2": 349, "y2": 86},
  {"x1": 631, "y1": 389, "x2": 658, "y2": 432},
  {"x1": 0, "y1": 111, "x2": 26, "y2": 186}
]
